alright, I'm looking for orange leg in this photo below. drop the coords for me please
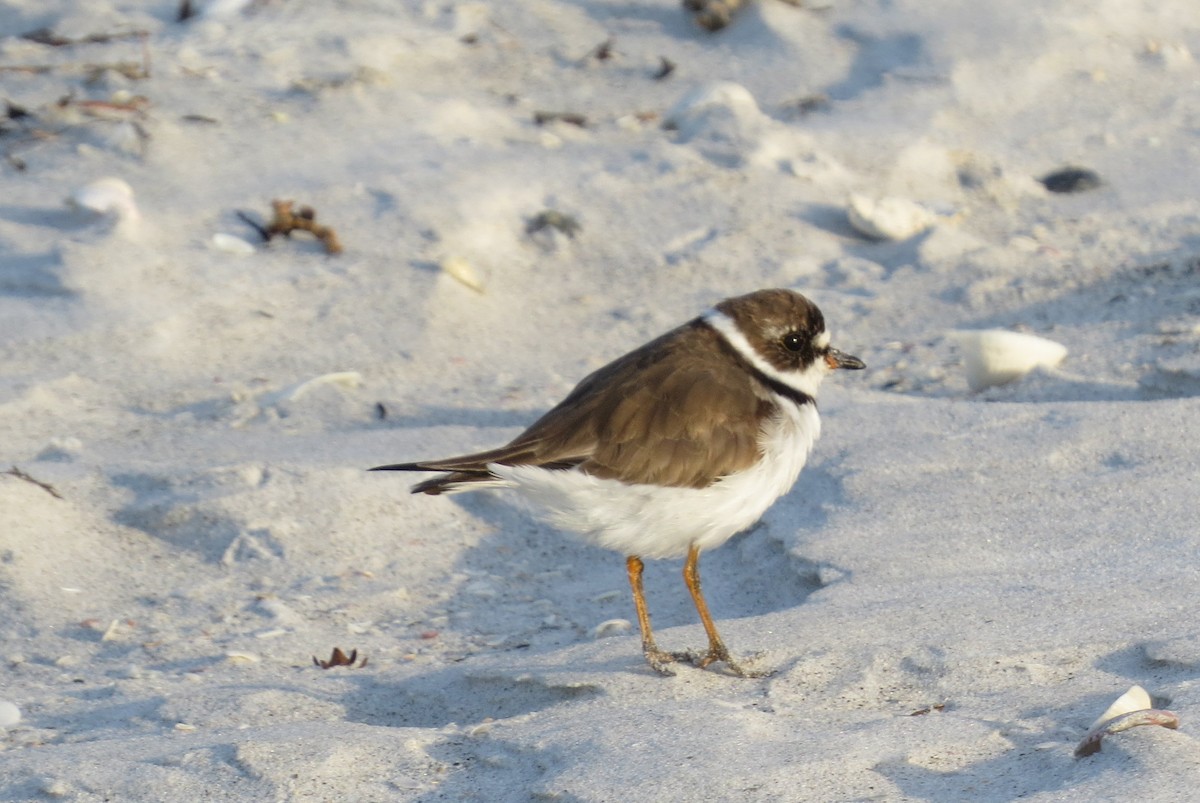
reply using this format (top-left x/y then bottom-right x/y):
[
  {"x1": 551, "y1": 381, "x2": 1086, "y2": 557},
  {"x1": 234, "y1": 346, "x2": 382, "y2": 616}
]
[
  {"x1": 682, "y1": 544, "x2": 767, "y2": 677},
  {"x1": 626, "y1": 555, "x2": 678, "y2": 674}
]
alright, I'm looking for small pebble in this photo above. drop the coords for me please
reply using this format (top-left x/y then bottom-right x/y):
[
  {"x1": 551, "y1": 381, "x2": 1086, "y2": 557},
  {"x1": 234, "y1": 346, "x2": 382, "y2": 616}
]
[
  {"x1": 1039, "y1": 167, "x2": 1102, "y2": 194},
  {"x1": 211, "y1": 232, "x2": 257, "y2": 255}
]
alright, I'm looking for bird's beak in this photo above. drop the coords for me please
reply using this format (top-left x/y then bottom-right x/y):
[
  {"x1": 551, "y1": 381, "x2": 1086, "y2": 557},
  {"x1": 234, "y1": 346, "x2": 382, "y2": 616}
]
[{"x1": 825, "y1": 348, "x2": 865, "y2": 370}]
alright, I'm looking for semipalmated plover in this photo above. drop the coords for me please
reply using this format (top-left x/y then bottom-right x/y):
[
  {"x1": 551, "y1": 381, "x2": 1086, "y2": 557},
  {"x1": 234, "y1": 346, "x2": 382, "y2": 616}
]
[{"x1": 372, "y1": 289, "x2": 864, "y2": 676}]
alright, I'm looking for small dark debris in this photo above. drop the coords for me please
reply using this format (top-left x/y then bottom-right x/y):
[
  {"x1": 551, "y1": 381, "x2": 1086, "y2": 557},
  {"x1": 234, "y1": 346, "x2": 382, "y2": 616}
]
[
  {"x1": 908, "y1": 703, "x2": 947, "y2": 716},
  {"x1": 533, "y1": 111, "x2": 588, "y2": 128},
  {"x1": 181, "y1": 113, "x2": 219, "y2": 124},
  {"x1": 653, "y1": 57, "x2": 676, "y2": 81},
  {"x1": 177, "y1": 0, "x2": 197, "y2": 22},
  {"x1": 5, "y1": 102, "x2": 30, "y2": 120},
  {"x1": 792, "y1": 94, "x2": 830, "y2": 115},
  {"x1": 375, "y1": 402, "x2": 388, "y2": 420},
  {"x1": 1039, "y1": 167, "x2": 1102, "y2": 194},
  {"x1": 21, "y1": 27, "x2": 147, "y2": 46},
  {"x1": 526, "y1": 210, "x2": 581, "y2": 239},
  {"x1": 685, "y1": 0, "x2": 740, "y2": 32},
  {"x1": 238, "y1": 200, "x2": 343, "y2": 254},
  {"x1": 460, "y1": 33, "x2": 479, "y2": 45},
  {"x1": 20, "y1": 27, "x2": 73, "y2": 46},
  {"x1": 588, "y1": 38, "x2": 615, "y2": 62},
  {"x1": 314, "y1": 647, "x2": 367, "y2": 669}
]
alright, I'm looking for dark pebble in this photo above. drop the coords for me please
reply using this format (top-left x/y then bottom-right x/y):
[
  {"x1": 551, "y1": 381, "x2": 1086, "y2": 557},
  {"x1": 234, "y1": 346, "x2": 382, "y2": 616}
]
[{"x1": 1039, "y1": 167, "x2": 1102, "y2": 194}]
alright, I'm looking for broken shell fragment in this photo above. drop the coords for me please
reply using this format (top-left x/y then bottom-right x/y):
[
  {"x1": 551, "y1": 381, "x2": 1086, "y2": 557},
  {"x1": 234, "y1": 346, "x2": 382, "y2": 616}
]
[
  {"x1": 846, "y1": 194, "x2": 937, "y2": 241},
  {"x1": 1075, "y1": 685, "x2": 1180, "y2": 758},
  {"x1": 67, "y1": 177, "x2": 141, "y2": 224},
  {"x1": 440, "y1": 256, "x2": 485, "y2": 293},
  {"x1": 0, "y1": 700, "x2": 20, "y2": 728},
  {"x1": 591, "y1": 619, "x2": 632, "y2": 639},
  {"x1": 1089, "y1": 684, "x2": 1152, "y2": 730},
  {"x1": 952, "y1": 329, "x2": 1068, "y2": 392}
]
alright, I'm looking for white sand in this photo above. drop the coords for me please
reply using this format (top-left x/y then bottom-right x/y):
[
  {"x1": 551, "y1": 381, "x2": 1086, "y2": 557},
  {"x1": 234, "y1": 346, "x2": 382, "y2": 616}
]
[{"x1": 3, "y1": 0, "x2": 1200, "y2": 799}]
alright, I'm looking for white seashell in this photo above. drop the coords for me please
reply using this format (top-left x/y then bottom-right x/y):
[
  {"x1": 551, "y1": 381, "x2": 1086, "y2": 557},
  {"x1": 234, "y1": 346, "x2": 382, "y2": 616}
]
[
  {"x1": 440, "y1": 256, "x2": 485, "y2": 293},
  {"x1": 664, "y1": 81, "x2": 761, "y2": 139},
  {"x1": 41, "y1": 780, "x2": 70, "y2": 797},
  {"x1": 952, "y1": 329, "x2": 1068, "y2": 392},
  {"x1": 1075, "y1": 685, "x2": 1179, "y2": 758},
  {"x1": 100, "y1": 619, "x2": 122, "y2": 642},
  {"x1": 225, "y1": 651, "x2": 261, "y2": 664},
  {"x1": 1089, "y1": 684, "x2": 1152, "y2": 731},
  {"x1": 591, "y1": 618, "x2": 633, "y2": 639},
  {"x1": 0, "y1": 700, "x2": 20, "y2": 728},
  {"x1": 280, "y1": 371, "x2": 363, "y2": 402},
  {"x1": 67, "y1": 177, "x2": 140, "y2": 223},
  {"x1": 211, "y1": 232, "x2": 257, "y2": 255},
  {"x1": 846, "y1": 194, "x2": 937, "y2": 241},
  {"x1": 198, "y1": 0, "x2": 255, "y2": 19},
  {"x1": 254, "y1": 627, "x2": 289, "y2": 639}
]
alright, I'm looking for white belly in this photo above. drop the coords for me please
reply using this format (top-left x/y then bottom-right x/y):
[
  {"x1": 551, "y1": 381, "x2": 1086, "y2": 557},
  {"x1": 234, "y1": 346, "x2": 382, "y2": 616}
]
[{"x1": 488, "y1": 402, "x2": 821, "y2": 559}]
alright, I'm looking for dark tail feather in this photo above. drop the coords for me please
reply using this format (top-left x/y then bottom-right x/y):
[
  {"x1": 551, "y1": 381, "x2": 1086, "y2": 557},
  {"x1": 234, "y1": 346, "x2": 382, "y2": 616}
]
[
  {"x1": 369, "y1": 462, "x2": 432, "y2": 473},
  {"x1": 369, "y1": 462, "x2": 493, "y2": 495}
]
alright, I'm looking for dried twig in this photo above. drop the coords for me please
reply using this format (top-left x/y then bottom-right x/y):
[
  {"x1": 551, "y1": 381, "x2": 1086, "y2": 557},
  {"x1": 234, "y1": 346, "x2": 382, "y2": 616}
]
[
  {"x1": 21, "y1": 28, "x2": 148, "y2": 47},
  {"x1": 313, "y1": 647, "x2": 367, "y2": 669},
  {"x1": 1, "y1": 29, "x2": 150, "y2": 81},
  {"x1": 0, "y1": 65, "x2": 56, "y2": 75},
  {"x1": 4, "y1": 466, "x2": 64, "y2": 500},
  {"x1": 908, "y1": 703, "x2": 946, "y2": 716},
  {"x1": 70, "y1": 96, "x2": 151, "y2": 117},
  {"x1": 533, "y1": 111, "x2": 588, "y2": 128},
  {"x1": 263, "y1": 199, "x2": 343, "y2": 254}
]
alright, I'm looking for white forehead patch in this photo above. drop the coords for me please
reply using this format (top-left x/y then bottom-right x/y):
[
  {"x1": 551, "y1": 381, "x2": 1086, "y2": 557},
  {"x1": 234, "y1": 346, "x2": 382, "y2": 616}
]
[{"x1": 815, "y1": 331, "x2": 830, "y2": 350}]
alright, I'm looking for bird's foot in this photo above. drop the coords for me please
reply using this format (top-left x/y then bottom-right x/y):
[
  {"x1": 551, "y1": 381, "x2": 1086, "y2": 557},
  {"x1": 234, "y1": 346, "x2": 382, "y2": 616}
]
[
  {"x1": 640, "y1": 643, "x2": 772, "y2": 677},
  {"x1": 641, "y1": 644, "x2": 682, "y2": 676},
  {"x1": 679, "y1": 645, "x2": 773, "y2": 678}
]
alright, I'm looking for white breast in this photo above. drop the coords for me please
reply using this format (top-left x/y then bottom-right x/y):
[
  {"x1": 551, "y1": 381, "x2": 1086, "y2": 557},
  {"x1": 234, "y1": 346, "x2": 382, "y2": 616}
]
[{"x1": 488, "y1": 398, "x2": 820, "y2": 559}]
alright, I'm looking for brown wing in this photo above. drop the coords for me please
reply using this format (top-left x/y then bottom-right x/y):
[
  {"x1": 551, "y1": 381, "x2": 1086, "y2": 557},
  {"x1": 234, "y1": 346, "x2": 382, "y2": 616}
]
[
  {"x1": 373, "y1": 320, "x2": 767, "y2": 491},
  {"x1": 573, "y1": 353, "x2": 765, "y2": 488}
]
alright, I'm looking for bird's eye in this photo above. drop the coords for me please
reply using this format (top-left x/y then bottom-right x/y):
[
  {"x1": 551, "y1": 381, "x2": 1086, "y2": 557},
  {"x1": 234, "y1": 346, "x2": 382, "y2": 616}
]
[{"x1": 782, "y1": 332, "x2": 805, "y2": 352}]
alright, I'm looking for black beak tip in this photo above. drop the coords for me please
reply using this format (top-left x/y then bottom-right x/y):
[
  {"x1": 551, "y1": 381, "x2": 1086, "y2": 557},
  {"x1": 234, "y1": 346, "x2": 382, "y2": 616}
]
[{"x1": 841, "y1": 354, "x2": 866, "y2": 370}]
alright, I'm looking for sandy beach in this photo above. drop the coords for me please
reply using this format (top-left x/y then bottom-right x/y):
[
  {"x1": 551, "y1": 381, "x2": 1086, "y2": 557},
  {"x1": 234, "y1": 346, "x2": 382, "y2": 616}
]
[{"x1": 2, "y1": 0, "x2": 1200, "y2": 799}]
